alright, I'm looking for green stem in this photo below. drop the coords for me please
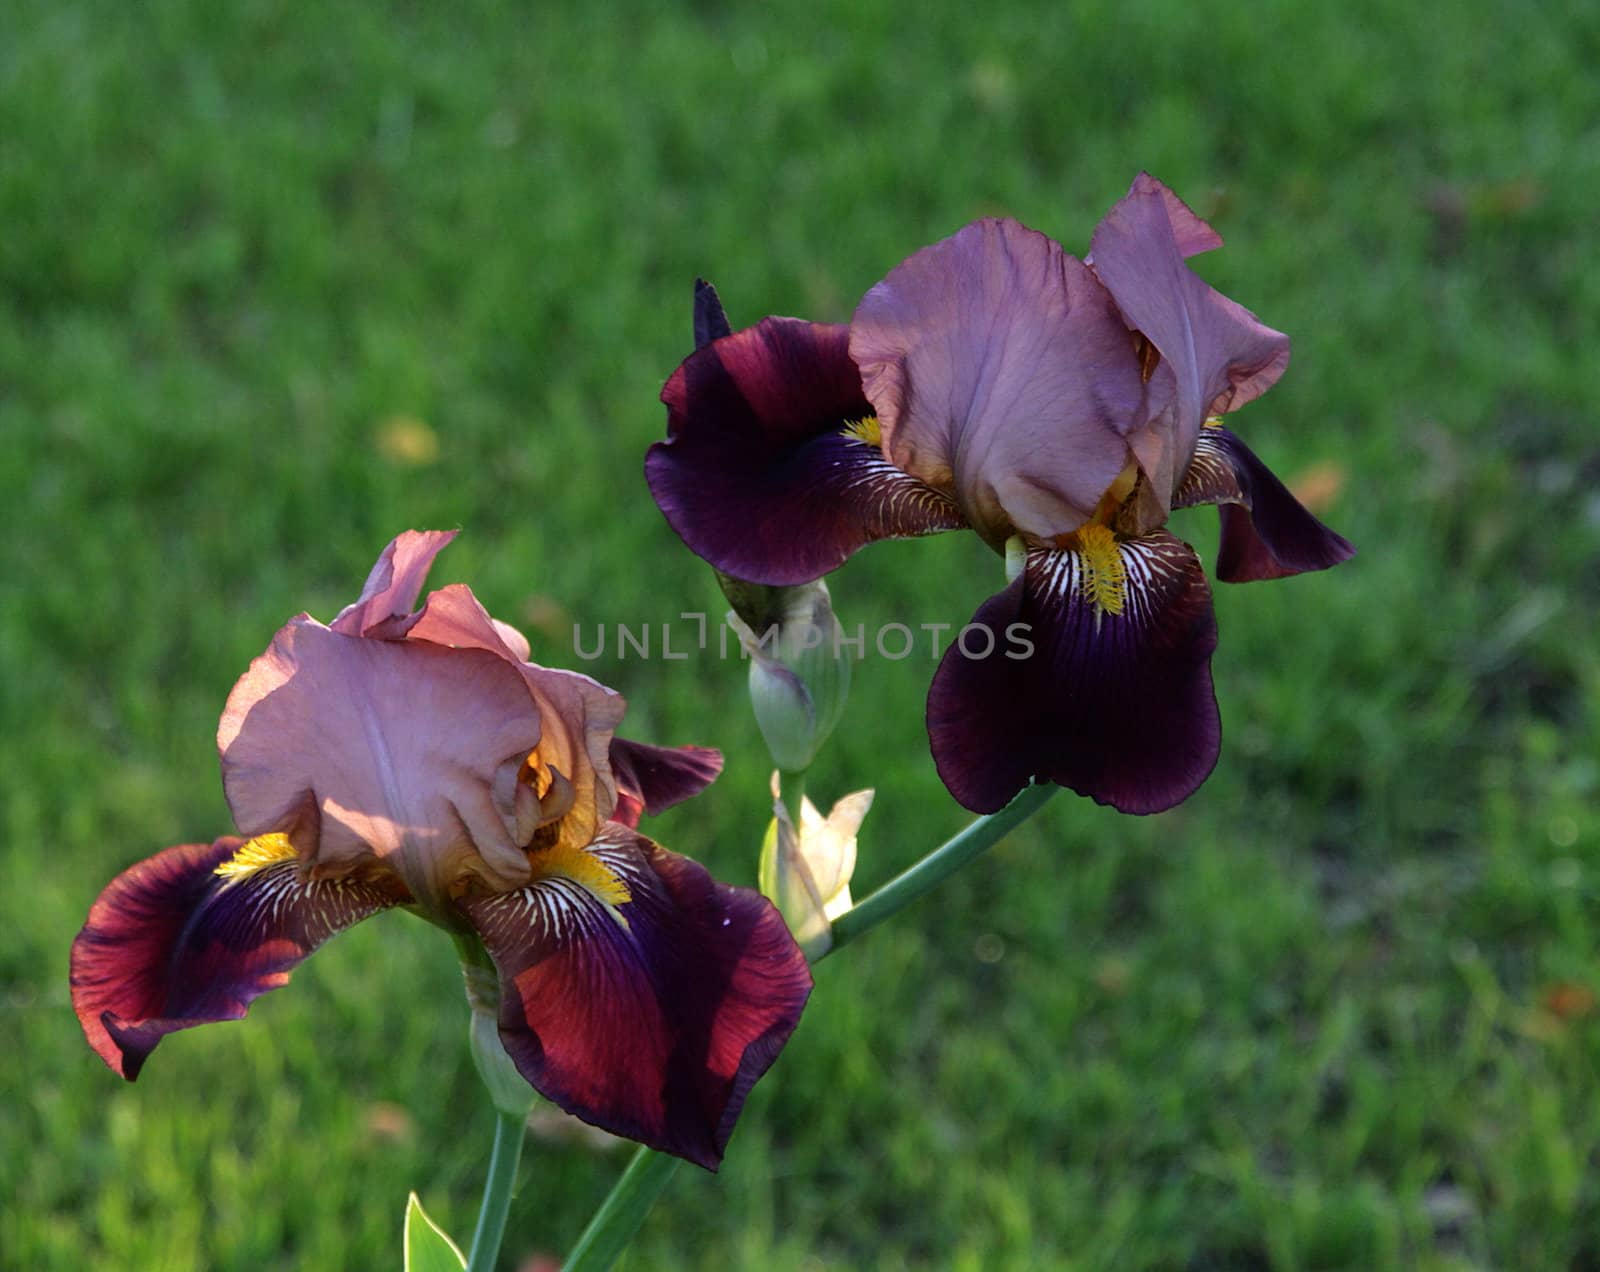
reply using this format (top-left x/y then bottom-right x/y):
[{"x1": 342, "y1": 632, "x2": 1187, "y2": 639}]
[
  {"x1": 562, "y1": 1145, "x2": 682, "y2": 1272},
  {"x1": 466, "y1": 1110, "x2": 526, "y2": 1272},
  {"x1": 560, "y1": 782, "x2": 1058, "y2": 1269},
  {"x1": 777, "y1": 767, "x2": 808, "y2": 827},
  {"x1": 829, "y1": 783, "x2": 1056, "y2": 951}
]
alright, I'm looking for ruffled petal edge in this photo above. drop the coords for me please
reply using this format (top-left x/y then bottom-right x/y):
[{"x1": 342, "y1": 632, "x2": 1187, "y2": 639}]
[
  {"x1": 459, "y1": 824, "x2": 812, "y2": 1169},
  {"x1": 71, "y1": 836, "x2": 401, "y2": 1079}
]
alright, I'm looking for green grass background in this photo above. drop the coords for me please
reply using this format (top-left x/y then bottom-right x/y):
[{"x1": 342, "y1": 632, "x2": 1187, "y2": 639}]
[{"x1": 5, "y1": 1, "x2": 1599, "y2": 1267}]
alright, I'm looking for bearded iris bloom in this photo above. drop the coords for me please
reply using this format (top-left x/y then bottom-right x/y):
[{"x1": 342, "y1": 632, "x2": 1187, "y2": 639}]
[
  {"x1": 647, "y1": 175, "x2": 1352, "y2": 815},
  {"x1": 70, "y1": 531, "x2": 812, "y2": 1170}
]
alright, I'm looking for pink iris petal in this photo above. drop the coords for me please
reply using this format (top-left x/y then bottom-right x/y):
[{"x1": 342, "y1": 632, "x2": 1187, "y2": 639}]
[
  {"x1": 1137, "y1": 177, "x2": 1225, "y2": 257},
  {"x1": 72, "y1": 528, "x2": 794, "y2": 1157},
  {"x1": 850, "y1": 217, "x2": 1145, "y2": 547},
  {"x1": 648, "y1": 317, "x2": 964, "y2": 585},
  {"x1": 502, "y1": 663, "x2": 626, "y2": 850},
  {"x1": 395, "y1": 579, "x2": 628, "y2": 843},
  {"x1": 1087, "y1": 174, "x2": 1291, "y2": 517},
  {"x1": 927, "y1": 532, "x2": 1219, "y2": 814},
  {"x1": 223, "y1": 532, "x2": 630, "y2": 908},
  {"x1": 460, "y1": 823, "x2": 814, "y2": 1170},
  {"x1": 1174, "y1": 425, "x2": 1356, "y2": 581},
  {"x1": 609, "y1": 738, "x2": 724, "y2": 829},
  {"x1": 218, "y1": 619, "x2": 548, "y2": 907},
  {"x1": 331, "y1": 529, "x2": 459, "y2": 639},
  {"x1": 70, "y1": 837, "x2": 401, "y2": 1079}
]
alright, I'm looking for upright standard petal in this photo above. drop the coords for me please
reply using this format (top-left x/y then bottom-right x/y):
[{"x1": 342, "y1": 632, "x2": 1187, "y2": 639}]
[
  {"x1": 397, "y1": 579, "x2": 628, "y2": 846},
  {"x1": 505, "y1": 665, "x2": 626, "y2": 850},
  {"x1": 927, "y1": 533, "x2": 1219, "y2": 814},
  {"x1": 1088, "y1": 175, "x2": 1291, "y2": 519},
  {"x1": 219, "y1": 618, "x2": 547, "y2": 907},
  {"x1": 692, "y1": 278, "x2": 733, "y2": 349},
  {"x1": 341, "y1": 535, "x2": 539, "y2": 666},
  {"x1": 609, "y1": 738, "x2": 724, "y2": 829},
  {"x1": 71, "y1": 835, "x2": 401, "y2": 1079},
  {"x1": 460, "y1": 823, "x2": 813, "y2": 1170},
  {"x1": 851, "y1": 217, "x2": 1146, "y2": 547},
  {"x1": 648, "y1": 317, "x2": 964, "y2": 585},
  {"x1": 1174, "y1": 425, "x2": 1356, "y2": 582},
  {"x1": 330, "y1": 529, "x2": 459, "y2": 639}
]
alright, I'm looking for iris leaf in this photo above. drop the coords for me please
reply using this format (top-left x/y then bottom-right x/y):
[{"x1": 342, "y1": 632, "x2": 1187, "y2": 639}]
[{"x1": 405, "y1": 1192, "x2": 467, "y2": 1272}]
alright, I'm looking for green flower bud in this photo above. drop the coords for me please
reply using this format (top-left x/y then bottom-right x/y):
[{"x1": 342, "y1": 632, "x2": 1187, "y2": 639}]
[
  {"x1": 459, "y1": 941, "x2": 536, "y2": 1118},
  {"x1": 722, "y1": 575, "x2": 852, "y2": 774}
]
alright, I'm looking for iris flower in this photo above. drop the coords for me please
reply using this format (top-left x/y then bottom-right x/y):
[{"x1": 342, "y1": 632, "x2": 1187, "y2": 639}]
[
  {"x1": 647, "y1": 175, "x2": 1352, "y2": 815},
  {"x1": 70, "y1": 531, "x2": 813, "y2": 1169}
]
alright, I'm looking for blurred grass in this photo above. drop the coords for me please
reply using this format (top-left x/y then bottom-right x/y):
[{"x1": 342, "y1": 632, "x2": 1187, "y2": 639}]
[{"x1": 4, "y1": 0, "x2": 1599, "y2": 1267}]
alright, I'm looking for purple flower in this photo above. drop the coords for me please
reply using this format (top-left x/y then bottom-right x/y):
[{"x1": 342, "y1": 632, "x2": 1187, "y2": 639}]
[
  {"x1": 70, "y1": 531, "x2": 812, "y2": 1170},
  {"x1": 648, "y1": 176, "x2": 1352, "y2": 815}
]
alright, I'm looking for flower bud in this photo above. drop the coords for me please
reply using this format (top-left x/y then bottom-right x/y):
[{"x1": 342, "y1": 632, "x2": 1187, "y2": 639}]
[
  {"x1": 459, "y1": 940, "x2": 537, "y2": 1118},
  {"x1": 758, "y1": 772, "x2": 872, "y2": 961},
  {"x1": 720, "y1": 573, "x2": 852, "y2": 773}
]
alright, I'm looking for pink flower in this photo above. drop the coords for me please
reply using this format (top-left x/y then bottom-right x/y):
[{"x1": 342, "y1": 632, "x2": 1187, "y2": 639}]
[
  {"x1": 71, "y1": 532, "x2": 811, "y2": 1170},
  {"x1": 648, "y1": 176, "x2": 1352, "y2": 815}
]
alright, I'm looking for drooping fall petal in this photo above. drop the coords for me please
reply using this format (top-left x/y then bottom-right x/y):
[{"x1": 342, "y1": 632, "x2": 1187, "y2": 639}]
[
  {"x1": 1088, "y1": 174, "x2": 1291, "y2": 517},
  {"x1": 648, "y1": 317, "x2": 964, "y2": 585},
  {"x1": 927, "y1": 532, "x2": 1219, "y2": 814},
  {"x1": 850, "y1": 217, "x2": 1146, "y2": 547},
  {"x1": 70, "y1": 836, "x2": 401, "y2": 1079},
  {"x1": 1174, "y1": 425, "x2": 1356, "y2": 582},
  {"x1": 459, "y1": 823, "x2": 813, "y2": 1170},
  {"x1": 609, "y1": 738, "x2": 724, "y2": 829}
]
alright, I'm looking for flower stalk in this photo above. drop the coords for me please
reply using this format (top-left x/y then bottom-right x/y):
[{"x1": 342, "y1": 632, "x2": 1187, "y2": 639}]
[
  {"x1": 776, "y1": 767, "x2": 807, "y2": 827},
  {"x1": 466, "y1": 1109, "x2": 528, "y2": 1272},
  {"x1": 828, "y1": 782, "x2": 1057, "y2": 950},
  {"x1": 563, "y1": 1146, "x2": 684, "y2": 1272}
]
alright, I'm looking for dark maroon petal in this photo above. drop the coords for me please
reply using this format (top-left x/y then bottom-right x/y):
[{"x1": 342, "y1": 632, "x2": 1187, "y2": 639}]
[
  {"x1": 609, "y1": 737, "x2": 724, "y2": 829},
  {"x1": 1174, "y1": 425, "x2": 1355, "y2": 582},
  {"x1": 1088, "y1": 175, "x2": 1291, "y2": 511},
  {"x1": 927, "y1": 533, "x2": 1219, "y2": 815},
  {"x1": 70, "y1": 837, "x2": 401, "y2": 1079},
  {"x1": 648, "y1": 317, "x2": 965, "y2": 585},
  {"x1": 459, "y1": 824, "x2": 813, "y2": 1170},
  {"x1": 693, "y1": 278, "x2": 732, "y2": 349}
]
